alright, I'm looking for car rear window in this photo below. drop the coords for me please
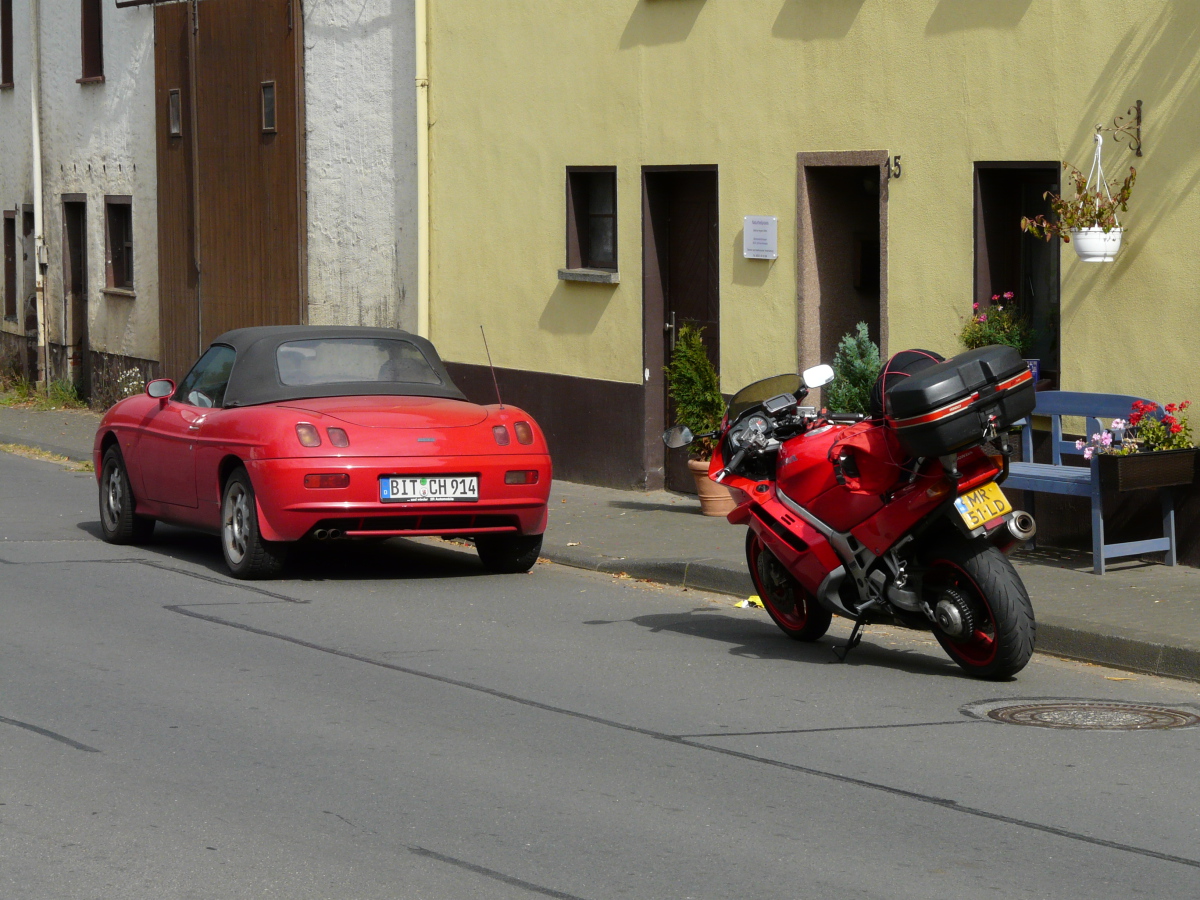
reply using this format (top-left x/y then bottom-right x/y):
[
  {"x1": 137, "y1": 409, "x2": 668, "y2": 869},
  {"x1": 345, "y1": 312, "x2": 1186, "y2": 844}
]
[{"x1": 276, "y1": 338, "x2": 443, "y2": 387}]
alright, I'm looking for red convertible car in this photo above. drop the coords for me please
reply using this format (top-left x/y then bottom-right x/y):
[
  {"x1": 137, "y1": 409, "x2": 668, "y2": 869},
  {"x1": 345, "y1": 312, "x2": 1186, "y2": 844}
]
[{"x1": 94, "y1": 326, "x2": 552, "y2": 579}]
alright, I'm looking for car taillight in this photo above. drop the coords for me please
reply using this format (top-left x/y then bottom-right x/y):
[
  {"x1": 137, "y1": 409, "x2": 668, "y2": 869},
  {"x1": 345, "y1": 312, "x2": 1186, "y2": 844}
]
[
  {"x1": 513, "y1": 421, "x2": 534, "y2": 445},
  {"x1": 304, "y1": 473, "x2": 350, "y2": 489},
  {"x1": 492, "y1": 425, "x2": 511, "y2": 446},
  {"x1": 296, "y1": 423, "x2": 322, "y2": 447},
  {"x1": 505, "y1": 470, "x2": 539, "y2": 485},
  {"x1": 327, "y1": 427, "x2": 350, "y2": 448}
]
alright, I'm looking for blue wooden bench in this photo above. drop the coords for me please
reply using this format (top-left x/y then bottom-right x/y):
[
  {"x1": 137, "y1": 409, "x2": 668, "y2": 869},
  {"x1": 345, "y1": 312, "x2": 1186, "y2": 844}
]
[{"x1": 1003, "y1": 391, "x2": 1176, "y2": 575}]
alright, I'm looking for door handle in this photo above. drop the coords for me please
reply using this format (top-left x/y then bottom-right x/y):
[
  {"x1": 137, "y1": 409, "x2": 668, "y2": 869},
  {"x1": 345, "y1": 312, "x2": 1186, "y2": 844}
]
[{"x1": 664, "y1": 311, "x2": 676, "y2": 350}]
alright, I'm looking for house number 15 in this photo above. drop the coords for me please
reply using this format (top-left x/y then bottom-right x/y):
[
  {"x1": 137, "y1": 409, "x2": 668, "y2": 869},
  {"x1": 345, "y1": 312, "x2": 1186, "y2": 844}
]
[{"x1": 887, "y1": 155, "x2": 902, "y2": 179}]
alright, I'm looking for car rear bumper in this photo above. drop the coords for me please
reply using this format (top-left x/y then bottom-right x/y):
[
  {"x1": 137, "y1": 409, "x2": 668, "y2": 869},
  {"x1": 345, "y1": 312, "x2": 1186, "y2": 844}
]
[{"x1": 246, "y1": 454, "x2": 551, "y2": 542}]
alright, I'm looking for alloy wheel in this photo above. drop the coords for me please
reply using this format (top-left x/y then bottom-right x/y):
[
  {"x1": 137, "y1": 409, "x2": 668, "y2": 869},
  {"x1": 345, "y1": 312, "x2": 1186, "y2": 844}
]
[
  {"x1": 102, "y1": 464, "x2": 124, "y2": 531},
  {"x1": 223, "y1": 482, "x2": 250, "y2": 565}
]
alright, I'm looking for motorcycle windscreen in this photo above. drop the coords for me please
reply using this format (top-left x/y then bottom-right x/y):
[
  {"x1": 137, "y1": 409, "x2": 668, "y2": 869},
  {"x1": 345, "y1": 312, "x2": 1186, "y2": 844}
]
[{"x1": 727, "y1": 374, "x2": 803, "y2": 421}]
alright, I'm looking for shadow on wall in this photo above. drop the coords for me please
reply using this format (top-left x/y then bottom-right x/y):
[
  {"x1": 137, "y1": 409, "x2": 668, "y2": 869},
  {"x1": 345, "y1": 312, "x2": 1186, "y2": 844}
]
[
  {"x1": 925, "y1": 0, "x2": 1033, "y2": 35},
  {"x1": 538, "y1": 280, "x2": 618, "y2": 335},
  {"x1": 1058, "y1": 7, "x2": 1200, "y2": 324},
  {"x1": 620, "y1": 0, "x2": 706, "y2": 48},
  {"x1": 731, "y1": 229, "x2": 773, "y2": 287},
  {"x1": 773, "y1": 0, "x2": 867, "y2": 41}
]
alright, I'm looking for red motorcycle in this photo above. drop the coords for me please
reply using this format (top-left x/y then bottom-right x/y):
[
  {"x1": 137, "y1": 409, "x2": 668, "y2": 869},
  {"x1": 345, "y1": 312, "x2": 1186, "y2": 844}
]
[{"x1": 665, "y1": 346, "x2": 1038, "y2": 679}]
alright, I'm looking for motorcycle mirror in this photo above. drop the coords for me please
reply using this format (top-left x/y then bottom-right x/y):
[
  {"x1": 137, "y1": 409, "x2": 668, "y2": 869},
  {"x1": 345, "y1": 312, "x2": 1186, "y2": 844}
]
[
  {"x1": 662, "y1": 425, "x2": 695, "y2": 449},
  {"x1": 802, "y1": 364, "x2": 835, "y2": 389}
]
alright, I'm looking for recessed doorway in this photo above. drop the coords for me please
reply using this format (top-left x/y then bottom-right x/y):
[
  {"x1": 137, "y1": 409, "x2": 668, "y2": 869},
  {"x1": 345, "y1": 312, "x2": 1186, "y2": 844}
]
[
  {"x1": 642, "y1": 167, "x2": 719, "y2": 494},
  {"x1": 62, "y1": 198, "x2": 89, "y2": 398},
  {"x1": 796, "y1": 152, "x2": 889, "y2": 377},
  {"x1": 975, "y1": 163, "x2": 1060, "y2": 387}
]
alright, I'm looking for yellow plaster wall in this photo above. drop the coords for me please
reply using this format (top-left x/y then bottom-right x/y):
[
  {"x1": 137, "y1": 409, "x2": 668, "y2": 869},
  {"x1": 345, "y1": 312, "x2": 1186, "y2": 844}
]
[{"x1": 429, "y1": 1, "x2": 1200, "y2": 406}]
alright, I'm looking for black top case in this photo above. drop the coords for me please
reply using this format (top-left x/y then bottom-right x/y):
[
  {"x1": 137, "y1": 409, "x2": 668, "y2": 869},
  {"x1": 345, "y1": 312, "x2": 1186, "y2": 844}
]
[{"x1": 885, "y1": 345, "x2": 1036, "y2": 458}]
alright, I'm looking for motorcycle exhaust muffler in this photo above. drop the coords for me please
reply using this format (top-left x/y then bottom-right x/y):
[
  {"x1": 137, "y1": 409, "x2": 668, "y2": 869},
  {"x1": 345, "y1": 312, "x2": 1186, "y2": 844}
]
[
  {"x1": 1008, "y1": 510, "x2": 1036, "y2": 543},
  {"x1": 993, "y1": 510, "x2": 1036, "y2": 553}
]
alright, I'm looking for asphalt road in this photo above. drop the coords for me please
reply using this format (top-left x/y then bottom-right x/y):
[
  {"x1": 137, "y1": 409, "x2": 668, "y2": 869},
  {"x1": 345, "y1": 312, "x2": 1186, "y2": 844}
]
[{"x1": 2, "y1": 449, "x2": 1199, "y2": 899}]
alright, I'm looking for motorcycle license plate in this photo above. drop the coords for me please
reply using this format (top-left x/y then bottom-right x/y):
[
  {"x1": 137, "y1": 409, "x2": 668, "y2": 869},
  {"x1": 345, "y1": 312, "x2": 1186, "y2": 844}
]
[{"x1": 954, "y1": 482, "x2": 1012, "y2": 530}]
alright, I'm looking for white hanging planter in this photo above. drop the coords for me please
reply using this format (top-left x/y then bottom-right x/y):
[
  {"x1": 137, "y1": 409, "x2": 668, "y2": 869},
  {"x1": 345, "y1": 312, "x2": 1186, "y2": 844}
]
[
  {"x1": 1066, "y1": 133, "x2": 1124, "y2": 262},
  {"x1": 1070, "y1": 226, "x2": 1123, "y2": 262}
]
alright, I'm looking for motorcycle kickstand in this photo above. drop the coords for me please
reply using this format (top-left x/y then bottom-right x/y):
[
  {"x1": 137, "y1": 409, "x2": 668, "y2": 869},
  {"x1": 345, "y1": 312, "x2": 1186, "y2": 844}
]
[{"x1": 832, "y1": 616, "x2": 868, "y2": 662}]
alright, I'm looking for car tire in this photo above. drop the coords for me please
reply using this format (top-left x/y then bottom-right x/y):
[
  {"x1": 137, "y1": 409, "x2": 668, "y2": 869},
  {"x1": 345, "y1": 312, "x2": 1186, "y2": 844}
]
[
  {"x1": 221, "y1": 468, "x2": 288, "y2": 580},
  {"x1": 98, "y1": 446, "x2": 155, "y2": 544},
  {"x1": 475, "y1": 534, "x2": 543, "y2": 574}
]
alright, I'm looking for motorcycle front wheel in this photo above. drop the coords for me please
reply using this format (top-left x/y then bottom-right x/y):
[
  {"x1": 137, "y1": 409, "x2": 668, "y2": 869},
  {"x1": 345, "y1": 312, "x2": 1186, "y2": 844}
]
[
  {"x1": 922, "y1": 537, "x2": 1035, "y2": 680},
  {"x1": 746, "y1": 530, "x2": 832, "y2": 642}
]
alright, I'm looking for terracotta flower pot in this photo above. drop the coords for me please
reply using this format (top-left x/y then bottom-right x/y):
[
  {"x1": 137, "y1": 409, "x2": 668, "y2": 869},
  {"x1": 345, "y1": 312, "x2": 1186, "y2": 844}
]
[{"x1": 688, "y1": 458, "x2": 737, "y2": 517}]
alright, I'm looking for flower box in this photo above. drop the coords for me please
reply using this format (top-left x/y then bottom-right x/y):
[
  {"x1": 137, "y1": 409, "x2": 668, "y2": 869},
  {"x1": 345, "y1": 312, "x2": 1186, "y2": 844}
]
[{"x1": 1097, "y1": 448, "x2": 1198, "y2": 492}]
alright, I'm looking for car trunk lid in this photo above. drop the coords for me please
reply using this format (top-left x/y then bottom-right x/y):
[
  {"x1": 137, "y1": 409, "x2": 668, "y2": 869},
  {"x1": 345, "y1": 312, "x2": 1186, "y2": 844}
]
[{"x1": 279, "y1": 396, "x2": 489, "y2": 428}]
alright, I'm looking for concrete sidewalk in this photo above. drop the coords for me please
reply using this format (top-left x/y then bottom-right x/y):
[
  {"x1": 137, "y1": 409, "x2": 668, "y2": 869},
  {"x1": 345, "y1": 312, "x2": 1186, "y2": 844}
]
[{"x1": 4, "y1": 401, "x2": 1199, "y2": 681}]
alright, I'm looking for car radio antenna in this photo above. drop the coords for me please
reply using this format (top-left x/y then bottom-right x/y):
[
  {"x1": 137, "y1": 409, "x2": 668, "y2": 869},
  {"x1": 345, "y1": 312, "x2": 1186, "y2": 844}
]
[{"x1": 480, "y1": 326, "x2": 504, "y2": 408}]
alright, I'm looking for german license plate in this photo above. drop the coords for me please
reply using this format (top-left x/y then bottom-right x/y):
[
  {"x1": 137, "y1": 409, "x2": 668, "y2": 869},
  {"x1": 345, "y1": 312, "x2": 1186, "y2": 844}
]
[
  {"x1": 954, "y1": 482, "x2": 1012, "y2": 530},
  {"x1": 379, "y1": 475, "x2": 478, "y2": 502}
]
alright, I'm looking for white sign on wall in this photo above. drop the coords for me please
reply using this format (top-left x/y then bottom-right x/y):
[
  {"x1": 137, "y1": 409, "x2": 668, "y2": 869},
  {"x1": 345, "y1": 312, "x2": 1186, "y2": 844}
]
[{"x1": 743, "y1": 216, "x2": 778, "y2": 259}]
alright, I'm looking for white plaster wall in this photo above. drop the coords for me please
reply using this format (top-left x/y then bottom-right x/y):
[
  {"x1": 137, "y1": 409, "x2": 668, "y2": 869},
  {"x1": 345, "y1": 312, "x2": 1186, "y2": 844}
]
[
  {"x1": 38, "y1": 1, "x2": 158, "y2": 364},
  {"x1": 303, "y1": 0, "x2": 418, "y2": 332},
  {"x1": 0, "y1": 1, "x2": 34, "y2": 342}
]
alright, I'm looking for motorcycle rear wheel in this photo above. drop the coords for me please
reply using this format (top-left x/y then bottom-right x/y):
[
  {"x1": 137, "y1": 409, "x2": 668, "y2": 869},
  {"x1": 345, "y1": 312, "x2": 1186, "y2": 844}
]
[
  {"x1": 922, "y1": 537, "x2": 1035, "y2": 680},
  {"x1": 746, "y1": 530, "x2": 832, "y2": 642}
]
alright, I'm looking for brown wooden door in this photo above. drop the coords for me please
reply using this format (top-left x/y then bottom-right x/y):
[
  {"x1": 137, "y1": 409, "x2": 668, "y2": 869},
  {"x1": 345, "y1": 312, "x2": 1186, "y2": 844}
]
[
  {"x1": 644, "y1": 170, "x2": 720, "y2": 494},
  {"x1": 155, "y1": 0, "x2": 304, "y2": 380}
]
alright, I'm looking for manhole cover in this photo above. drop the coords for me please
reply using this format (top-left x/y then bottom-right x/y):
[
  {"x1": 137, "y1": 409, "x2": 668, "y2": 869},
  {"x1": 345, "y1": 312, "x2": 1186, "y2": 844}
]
[{"x1": 961, "y1": 698, "x2": 1200, "y2": 731}]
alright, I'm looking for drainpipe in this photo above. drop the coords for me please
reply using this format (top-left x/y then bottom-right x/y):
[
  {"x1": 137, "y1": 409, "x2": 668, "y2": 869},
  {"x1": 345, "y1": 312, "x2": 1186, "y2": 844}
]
[
  {"x1": 29, "y1": 0, "x2": 48, "y2": 391},
  {"x1": 415, "y1": 0, "x2": 429, "y2": 338}
]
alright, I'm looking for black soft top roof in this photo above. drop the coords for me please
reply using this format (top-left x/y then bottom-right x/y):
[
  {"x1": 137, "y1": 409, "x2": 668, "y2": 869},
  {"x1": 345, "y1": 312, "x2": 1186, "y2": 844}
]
[{"x1": 212, "y1": 325, "x2": 468, "y2": 408}]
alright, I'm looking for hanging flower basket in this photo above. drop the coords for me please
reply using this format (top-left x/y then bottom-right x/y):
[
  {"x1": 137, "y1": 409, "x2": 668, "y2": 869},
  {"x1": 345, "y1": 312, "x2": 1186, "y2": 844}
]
[
  {"x1": 1021, "y1": 131, "x2": 1135, "y2": 263},
  {"x1": 1097, "y1": 448, "x2": 1198, "y2": 492},
  {"x1": 1070, "y1": 226, "x2": 1124, "y2": 262}
]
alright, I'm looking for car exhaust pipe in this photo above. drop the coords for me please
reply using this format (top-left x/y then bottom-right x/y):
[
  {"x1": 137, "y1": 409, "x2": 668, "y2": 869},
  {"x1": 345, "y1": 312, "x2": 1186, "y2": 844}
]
[
  {"x1": 313, "y1": 529, "x2": 329, "y2": 541},
  {"x1": 329, "y1": 528, "x2": 345, "y2": 540},
  {"x1": 1008, "y1": 510, "x2": 1036, "y2": 543}
]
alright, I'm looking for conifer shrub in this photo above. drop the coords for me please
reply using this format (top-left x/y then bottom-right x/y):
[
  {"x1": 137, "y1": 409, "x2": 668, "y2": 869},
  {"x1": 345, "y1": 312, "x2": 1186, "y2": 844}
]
[
  {"x1": 665, "y1": 324, "x2": 723, "y2": 458},
  {"x1": 825, "y1": 322, "x2": 880, "y2": 415}
]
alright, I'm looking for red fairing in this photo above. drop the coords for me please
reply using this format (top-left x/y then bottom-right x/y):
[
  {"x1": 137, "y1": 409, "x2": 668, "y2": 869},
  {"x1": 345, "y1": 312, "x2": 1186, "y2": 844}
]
[{"x1": 711, "y1": 412, "x2": 1005, "y2": 583}]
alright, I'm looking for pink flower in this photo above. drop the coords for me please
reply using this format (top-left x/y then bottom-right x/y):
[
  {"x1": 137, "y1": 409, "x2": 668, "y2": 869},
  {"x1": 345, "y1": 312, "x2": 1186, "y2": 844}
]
[
  {"x1": 1100, "y1": 432, "x2": 1113, "y2": 447},
  {"x1": 1083, "y1": 447, "x2": 1094, "y2": 460},
  {"x1": 1110, "y1": 418, "x2": 1126, "y2": 430},
  {"x1": 1003, "y1": 291, "x2": 1015, "y2": 300},
  {"x1": 991, "y1": 294, "x2": 1000, "y2": 302},
  {"x1": 1075, "y1": 439, "x2": 1086, "y2": 450},
  {"x1": 973, "y1": 302, "x2": 979, "y2": 310},
  {"x1": 979, "y1": 315, "x2": 988, "y2": 323}
]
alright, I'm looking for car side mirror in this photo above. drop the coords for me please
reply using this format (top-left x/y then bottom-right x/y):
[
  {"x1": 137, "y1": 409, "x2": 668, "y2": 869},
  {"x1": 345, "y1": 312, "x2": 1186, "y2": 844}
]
[
  {"x1": 802, "y1": 364, "x2": 835, "y2": 389},
  {"x1": 662, "y1": 425, "x2": 694, "y2": 449},
  {"x1": 147, "y1": 379, "x2": 174, "y2": 400}
]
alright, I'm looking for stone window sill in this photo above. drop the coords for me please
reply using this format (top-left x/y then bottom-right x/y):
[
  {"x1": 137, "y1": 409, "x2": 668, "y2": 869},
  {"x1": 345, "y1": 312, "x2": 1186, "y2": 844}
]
[
  {"x1": 558, "y1": 268, "x2": 619, "y2": 284},
  {"x1": 77, "y1": 76, "x2": 106, "y2": 85},
  {"x1": 102, "y1": 287, "x2": 136, "y2": 299}
]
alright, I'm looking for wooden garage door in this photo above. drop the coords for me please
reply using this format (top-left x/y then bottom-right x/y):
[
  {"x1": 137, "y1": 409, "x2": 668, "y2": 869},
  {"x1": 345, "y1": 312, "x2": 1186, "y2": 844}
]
[{"x1": 155, "y1": 0, "x2": 305, "y2": 379}]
